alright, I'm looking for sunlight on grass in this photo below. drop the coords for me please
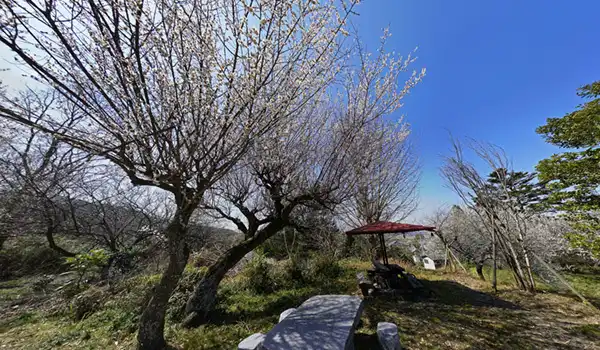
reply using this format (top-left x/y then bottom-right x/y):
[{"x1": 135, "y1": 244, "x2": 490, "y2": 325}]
[{"x1": 1, "y1": 259, "x2": 598, "y2": 349}]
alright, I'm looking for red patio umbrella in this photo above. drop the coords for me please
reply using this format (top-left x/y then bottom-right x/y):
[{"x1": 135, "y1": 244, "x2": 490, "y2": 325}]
[{"x1": 345, "y1": 221, "x2": 436, "y2": 266}]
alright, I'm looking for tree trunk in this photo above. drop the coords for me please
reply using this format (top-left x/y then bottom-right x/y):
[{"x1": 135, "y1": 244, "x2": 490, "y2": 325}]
[
  {"x1": 137, "y1": 208, "x2": 192, "y2": 350},
  {"x1": 368, "y1": 235, "x2": 379, "y2": 260},
  {"x1": 504, "y1": 239, "x2": 528, "y2": 290},
  {"x1": 492, "y1": 229, "x2": 497, "y2": 292},
  {"x1": 523, "y1": 251, "x2": 536, "y2": 292},
  {"x1": 45, "y1": 220, "x2": 75, "y2": 257},
  {"x1": 443, "y1": 245, "x2": 448, "y2": 269},
  {"x1": 449, "y1": 249, "x2": 467, "y2": 273},
  {"x1": 517, "y1": 232, "x2": 536, "y2": 293},
  {"x1": 476, "y1": 261, "x2": 485, "y2": 281},
  {"x1": 183, "y1": 221, "x2": 284, "y2": 328}
]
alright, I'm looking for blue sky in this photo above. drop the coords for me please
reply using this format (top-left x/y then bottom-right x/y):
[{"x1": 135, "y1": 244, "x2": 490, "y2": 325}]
[{"x1": 353, "y1": 0, "x2": 600, "y2": 221}]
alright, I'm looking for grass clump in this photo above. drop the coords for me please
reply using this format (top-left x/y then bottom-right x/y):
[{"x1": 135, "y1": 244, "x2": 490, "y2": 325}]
[{"x1": 69, "y1": 286, "x2": 107, "y2": 320}]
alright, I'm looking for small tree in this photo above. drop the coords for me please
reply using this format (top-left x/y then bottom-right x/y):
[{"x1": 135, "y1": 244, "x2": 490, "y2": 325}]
[
  {"x1": 441, "y1": 139, "x2": 537, "y2": 292},
  {"x1": 65, "y1": 249, "x2": 109, "y2": 289}
]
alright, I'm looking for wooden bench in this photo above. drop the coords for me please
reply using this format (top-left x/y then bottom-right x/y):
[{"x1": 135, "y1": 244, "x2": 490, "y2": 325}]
[{"x1": 261, "y1": 295, "x2": 364, "y2": 350}]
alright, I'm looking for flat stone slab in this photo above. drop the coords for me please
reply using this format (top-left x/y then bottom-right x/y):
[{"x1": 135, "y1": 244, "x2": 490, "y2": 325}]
[
  {"x1": 239, "y1": 333, "x2": 266, "y2": 350},
  {"x1": 262, "y1": 295, "x2": 364, "y2": 350},
  {"x1": 278, "y1": 308, "x2": 296, "y2": 322}
]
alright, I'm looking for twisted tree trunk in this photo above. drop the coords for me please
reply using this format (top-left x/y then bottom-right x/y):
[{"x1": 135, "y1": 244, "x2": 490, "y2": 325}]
[
  {"x1": 183, "y1": 221, "x2": 285, "y2": 328},
  {"x1": 137, "y1": 206, "x2": 192, "y2": 350},
  {"x1": 44, "y1": 221, "x2": 76, "y2": 257}
]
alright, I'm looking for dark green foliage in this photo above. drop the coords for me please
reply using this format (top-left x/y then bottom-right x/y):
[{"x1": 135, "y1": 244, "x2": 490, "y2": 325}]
[
  {"x1": 167, "y1": 267, "x2": 207, "y2": 322},
  {"x1": 537, "y1": 81, "x2": 600, "y2": 148},
  {"x1": 31, "y1": 275, "x2": 54, "y2": 293},
  {"x1": 262, "y1": 228, "x2": 297, "y2": 260},
  {"x1": 536, "y1": 81, "x2": 600, "y2": 258},
  {"x1": 263, "y1": 209, "x2": 341, "y2": 259},
  {"x1": 388, "y1": 245, "x2": 415, "y2": 265},
  {"x1": 283, "y1": 257, "x2": 307, "y2": 286},
  {"x1": 486, "y1": 169, "x2": 549, "y2": 213},
  {"x1": 0, "y1": 237, "x2": 65, "y2": 279},
  {"x1": 242, "y1": 250, "x2": 276, "y2": 294},
  {"x1": 65, "y1": 249, "x2": 109, "y2": 288},
  {"x1": 310, "y1": 254, "x2": 343, "y2": 281}
]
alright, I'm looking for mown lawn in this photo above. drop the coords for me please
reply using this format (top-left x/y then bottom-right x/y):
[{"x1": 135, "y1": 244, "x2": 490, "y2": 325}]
[{"x1": 1, "y1": 260, "x2": 599, "y2": 349}]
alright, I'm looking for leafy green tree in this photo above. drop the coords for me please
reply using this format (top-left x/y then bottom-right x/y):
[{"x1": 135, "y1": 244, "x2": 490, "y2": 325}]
[
  {"x1": 536, "y1": 81, "x2": 600, "y2": 258},
  {"x1": 486, "y1": 169, "x2": 549, "y2": 214}
]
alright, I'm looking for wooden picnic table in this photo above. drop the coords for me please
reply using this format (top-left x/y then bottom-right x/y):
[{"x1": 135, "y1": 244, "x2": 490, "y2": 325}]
[{"x1": 261, "y1": 295, "x2": 364, "y2": 350}]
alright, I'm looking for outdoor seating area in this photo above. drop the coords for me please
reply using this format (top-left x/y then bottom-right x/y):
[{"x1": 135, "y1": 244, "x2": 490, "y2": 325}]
[
  {"x1": 239, "y1": 295, "x2": 368, "y2": 350},
  {"x1": 238, "y1": 294, "x2": 403, "y2": 350},
  {"x1": 346, "y1": 221, "x2": 435, "y2": 296}
]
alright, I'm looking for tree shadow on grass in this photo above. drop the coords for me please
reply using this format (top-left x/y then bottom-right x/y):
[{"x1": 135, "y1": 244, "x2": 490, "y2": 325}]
[
  {"x1": 208, "y1": 281, "x2": 353, "y2": 325},
  {"x1": 208, "y1": 291, "x2": 312, "y2": 325},
  {"x1": 358, "y1": 280, "x2": 593, "y2": 350},
  {"x1": 421, "y1": 280, "x2": 521, "y2": 309},
  {"x1": 551, "y1": 292, "x2": 600, "y2": 309}
]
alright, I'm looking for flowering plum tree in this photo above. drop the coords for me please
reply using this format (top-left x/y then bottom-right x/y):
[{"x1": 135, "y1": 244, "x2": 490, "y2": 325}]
[
  {"x1": 183, "y1": 32, "x2": 425, "y2": 326},
  {"x1": 0, "y1": 0, "x2": 363, "y2": 348}
]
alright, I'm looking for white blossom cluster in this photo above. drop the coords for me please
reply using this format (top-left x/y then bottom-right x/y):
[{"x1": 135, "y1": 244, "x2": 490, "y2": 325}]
[{"x1": 0, "y1": 0, "x2": 368, "y2": 196}]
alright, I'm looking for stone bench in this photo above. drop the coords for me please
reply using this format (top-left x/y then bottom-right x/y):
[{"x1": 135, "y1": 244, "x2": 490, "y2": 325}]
[
  {"x1": 377, "y1": 322, "x2": 401, "y2": 350},
  {"x1": 260, "y1": 295, "x2": 364, "y2": 350}
]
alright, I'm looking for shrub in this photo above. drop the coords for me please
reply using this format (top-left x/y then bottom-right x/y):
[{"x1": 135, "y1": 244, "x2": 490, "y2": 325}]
[
  {"x1": 388, "y1": 245, "x2": 416, "y2": 265},
  {"x1": 280, "y1": 257, "x2": 307, "y2": 287},
  {"x1": 310, "y1": 254, "x2": 342, "y2": 281},
  {"x1": 242, "y1": 250, "x2": 275, "y2": 294},
  {"x1": 0, "y1": 238, "x2": 64, "y2": 278},
  {"x1": 65, "y1": 249, "x2": 109, "y2": 288},
  {"x1": 70, "y1": 286, "x2": 106, "y2": 320},
  {"x1": 31, "y1": 275, "x2": 54, "y2": 293}
]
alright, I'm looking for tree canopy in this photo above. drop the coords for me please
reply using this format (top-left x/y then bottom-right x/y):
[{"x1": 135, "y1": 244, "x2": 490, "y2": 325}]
[{"x1": 536, "y1": 81, "x2": 600, "y2": 258}]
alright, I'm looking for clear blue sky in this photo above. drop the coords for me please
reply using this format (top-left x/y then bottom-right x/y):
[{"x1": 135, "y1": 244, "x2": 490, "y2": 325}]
[{"x1": 353, "y1": 0, "x2": 600, "y2": 221}]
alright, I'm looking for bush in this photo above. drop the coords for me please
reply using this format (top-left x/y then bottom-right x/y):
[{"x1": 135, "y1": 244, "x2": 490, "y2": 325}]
[
  {"x1": 388, "y1": 245, "x2": 416, "y2": 265},
  {"x1": 280, "y1": 257, "x2": 307, "y2": 287},
  {"x1": 310, "y1": 254, "x2": 342, "y2": 281},
  {"x1": 70, "y1": 286, "x2": 106, "y2": 320},
  {"x1": 242, "y1": 250, "x2": 275, "y2": 294},
  {"x1": 31, "y1": 275, "x2": 54, "y2": 293},
  {"x1": 0, "y1": 237, "x2": 64, "y2": 279},
  {"x1": 66, "y1": 249, "x2": 109, "y2": 288}
]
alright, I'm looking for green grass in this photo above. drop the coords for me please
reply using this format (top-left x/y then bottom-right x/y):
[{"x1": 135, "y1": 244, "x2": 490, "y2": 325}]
[
  {"x1": 1, "y1": 259, "x2": 599, "y2": 349},
  {"x1": 564, "y1": 272, "x2": 600, "y2": 298}
]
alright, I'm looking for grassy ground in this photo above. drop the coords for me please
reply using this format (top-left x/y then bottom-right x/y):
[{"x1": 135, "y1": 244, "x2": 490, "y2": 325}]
[{"x1": 1, "y1": 260, "x2": 599, "y2": 349}]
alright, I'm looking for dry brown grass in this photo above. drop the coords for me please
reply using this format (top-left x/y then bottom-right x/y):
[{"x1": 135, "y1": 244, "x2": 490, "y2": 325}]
[{"x1": 354, "y1": 261, "x2": 600, "y2": 350}]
